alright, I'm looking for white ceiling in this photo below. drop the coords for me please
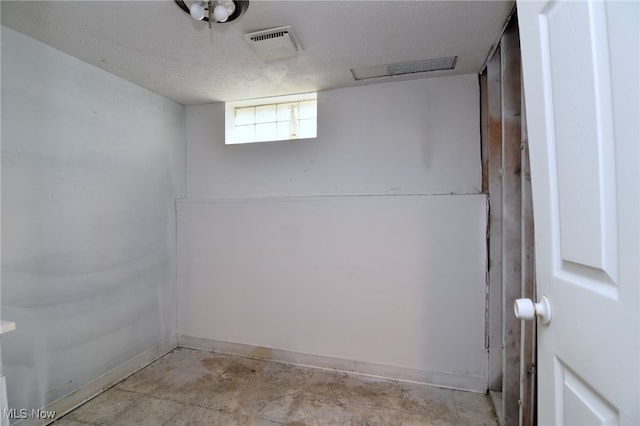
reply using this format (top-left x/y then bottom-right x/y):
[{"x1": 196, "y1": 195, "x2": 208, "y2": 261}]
[{"x1": 1, "y1": 1, "x2": 514, "y2": 105}]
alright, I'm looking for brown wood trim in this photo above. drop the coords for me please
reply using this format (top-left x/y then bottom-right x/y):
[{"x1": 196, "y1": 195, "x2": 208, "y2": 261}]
[
  {"x1": 486, "y1": 47, "x2": 504, "y2": 393},
  {"x1": 501, "y1": 16, "x2": 523, "y2": 426},
  {"x1": 484, "y1": 12, "x2": 535, "y2": 425},
  {"x1": 520, "y1": 81, "x2": 536, "y2": 426},
  {"x1": 480, "y1": 73, "x2": 490, "y2": 194}
]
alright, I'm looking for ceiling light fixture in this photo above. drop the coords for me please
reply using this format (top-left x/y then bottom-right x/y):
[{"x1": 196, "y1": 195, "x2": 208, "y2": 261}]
[{"x1": 175, "y1": 1, "x2": 249, "y2": 27}]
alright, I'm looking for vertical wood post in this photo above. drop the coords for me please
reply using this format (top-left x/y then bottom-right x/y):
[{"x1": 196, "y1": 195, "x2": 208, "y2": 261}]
[
  {"x1": 480, "y1": 73, "x2": 489, "y2": 194},
  {"x1": 484, "y1": 13, "x2": 535, "y2": 425},
  {"x1": 486, "y1": 48, "x2": 504, "y2": 392},
  {"x1": 520, "y1": 86, "x2": 536, "y2": 426},
  {"x1": 501, "y1": 17, "x2": 523, "y2": 426}
]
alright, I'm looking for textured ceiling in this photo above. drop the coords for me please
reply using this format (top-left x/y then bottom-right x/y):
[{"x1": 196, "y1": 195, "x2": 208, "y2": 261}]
[{"x1": 1, "y1": 1, "x2": 514, "y2": 105}]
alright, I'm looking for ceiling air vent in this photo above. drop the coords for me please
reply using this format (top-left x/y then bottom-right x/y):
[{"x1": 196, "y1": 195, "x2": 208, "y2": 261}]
[
  {"x1": 244, "y1": 26, "x2": 303, "y2": 61},
  {"x1": 351, "y1": 57, "x2": 457, "y2": 81}
]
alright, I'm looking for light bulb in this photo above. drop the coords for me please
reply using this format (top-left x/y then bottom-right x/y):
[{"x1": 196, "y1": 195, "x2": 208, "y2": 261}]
[
  {"x1": 189, "y1": 2, "x2": 206, "y2": 20},
  {"x1": 213, "y1": 4, "x2": 230, "y2": 22}
]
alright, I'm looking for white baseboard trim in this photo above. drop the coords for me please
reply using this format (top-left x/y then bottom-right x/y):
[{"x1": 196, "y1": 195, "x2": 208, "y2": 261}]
[
  {"x1": 178, "y1": 335, "x2": 487, "y2": 393},
  {"x1": 15, "y1": 338, "x2": 177, "y2": 426}
]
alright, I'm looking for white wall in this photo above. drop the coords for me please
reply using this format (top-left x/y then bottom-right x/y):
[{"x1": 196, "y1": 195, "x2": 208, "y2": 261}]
[
  {"x1": 187, "y1": 76, "x2": 481, "y2": 198},
  {"x1": 1, "y1": 27, "x2": 185, "y2": 412},
  {"x1": 179, "y1": 75, "x2": 489, "y2": 391}
]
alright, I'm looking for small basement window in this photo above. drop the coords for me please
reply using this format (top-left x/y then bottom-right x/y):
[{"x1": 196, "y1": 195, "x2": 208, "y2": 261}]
[{"x1": 225, "y1": 93, "x2": 317, "y2": 144}]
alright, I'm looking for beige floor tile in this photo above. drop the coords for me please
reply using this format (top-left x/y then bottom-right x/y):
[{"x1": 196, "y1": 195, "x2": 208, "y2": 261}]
[
  {"x1": 110, "y1": 395, "x2": 183, "y2": 426},
  {"x1": 117, "y1": 348, "x2": 227, "y2": 401},
  {"x1": 245, "y1": 417, "x2": 286, "y2": 426},
  {"x1": 178, "y1": 379, "x2": 255, "y2": 414},
  {"x1": 239, "y1": 362, "x2": 312, "y2": 420},
  {"x1": 453, "y1": 390, "x2": 497, "y2": 426},
  {"x1": 285, "y1": 392, "x2": 349, "y2": 425},
  {"x1": 402, "y1": 412, "x2": 457, "y2": 426},
  {"x1": 66, "y1": 388, "x2": 143, "y2": 425},
  {"x1": 61, "y1": 349, "x2": 497, "y2": 426},
  {"x1": 455, "y1": 415, "x2": 498, "y2": 426},
  {"x1": 401, "y1": 384, "x2": 457, "y2": 420},
  {"x1": 306, "y1": 370, "x2": 404, "y2": 412},
  {"x1": 165, "y1": 404, "x2": 252, "y2": 426},
  {"x1": 260, "y1": 360, "x2": 314, "y2": 389},
  {"x1": 453, "y1": 391, "x2": 494, "y2": 416},
  {"x1": 52, "y1": 419, "x2": 94, "y2": 426},
  {"x1": 174, "y1": 355, "x2": 268, "y2": 412},
  {"x1": 252, "y1": 390, "x2": 304, "y2": 423},
  {"x1": 343, "y1": 404, "x2": 402, "y2": 426}
]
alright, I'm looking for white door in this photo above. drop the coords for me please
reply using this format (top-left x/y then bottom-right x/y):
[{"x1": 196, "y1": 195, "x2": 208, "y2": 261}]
[{"x1": 517, "y1": 1, "x2": 639, "y2": 425}]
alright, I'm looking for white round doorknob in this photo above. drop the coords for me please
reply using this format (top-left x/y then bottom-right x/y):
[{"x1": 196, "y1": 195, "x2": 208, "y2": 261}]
[
  {"x1": 514, "y1": 296, "x2": 552, "y2": 325},
  {"x1": 514, "y1": 298, "x2": 536, "y2": 320}
]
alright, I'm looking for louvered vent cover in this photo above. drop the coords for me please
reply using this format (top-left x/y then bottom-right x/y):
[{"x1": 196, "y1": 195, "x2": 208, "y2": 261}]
[
  {"x1": 244, "y1": 26, "x2": 303, "y2": 61},
  {"x1": 351, "y1": 57, "x2": 458, "y2": 81}
]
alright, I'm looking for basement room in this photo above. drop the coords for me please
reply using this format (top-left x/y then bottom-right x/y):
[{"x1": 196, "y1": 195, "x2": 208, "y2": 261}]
[{"x1": 2, "y1": 1, "x2": 638, "y2": 425}]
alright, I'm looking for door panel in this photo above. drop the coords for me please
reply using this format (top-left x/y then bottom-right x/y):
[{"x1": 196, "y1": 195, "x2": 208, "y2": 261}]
[
  {"x1": 542, "y1": 0, "x2": 618, "y2": 286},
  {"x1": 518, "y1": 0, "x2": 639, "y2": 424},
  {"x1": 555, "y1": 359, "x2": 618, "y2": 425}
]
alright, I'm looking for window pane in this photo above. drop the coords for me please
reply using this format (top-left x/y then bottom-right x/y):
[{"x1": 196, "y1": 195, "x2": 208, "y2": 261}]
[
  {"x1": 276, "y1": 103, "x2": 291, "y2": 122},
  {"x1": 227, "y1": 94, "x2": 316, "y2": 144},
  {"x1": 298, "y1": 118, "x2": 317, "y2": 138},
  {"x1": 299, "y1": 100, "x2": 317, "y2": 119},
  {"x1": 255, "y1": 123, "x2": 277, "y2": 142},
  {"x1": 276, "y1": 121, "x2": 291, "y2": 140},
  {"x1": 256, "y1": 105, "x2": 276, "y2": 124},
  {"x1": 234, "y1": 125, "x2": 255, "y2": 143},
  {"x1": 277, "y1": 103, "x2": 300, "y2": 122},
  {"x1": 235, "y1": 107, "x2": 255, "y2": 126},
  {"x1": 289, "y1": 104, "x2": 299, "y2": 123}
]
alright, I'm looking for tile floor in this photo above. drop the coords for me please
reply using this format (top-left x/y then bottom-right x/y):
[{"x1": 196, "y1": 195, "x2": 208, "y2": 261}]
[{"x1": 54, "y1": 348, "x2": 497, "y2": 426}]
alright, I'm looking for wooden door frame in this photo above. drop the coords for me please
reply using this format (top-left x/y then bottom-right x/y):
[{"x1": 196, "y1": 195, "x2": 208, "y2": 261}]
[{"x1": 480, "y1": 12, "x2": 535, "y2": 426}]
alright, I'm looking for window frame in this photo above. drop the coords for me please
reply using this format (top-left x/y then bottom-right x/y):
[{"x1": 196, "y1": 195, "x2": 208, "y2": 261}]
[{"x1": 225, "y1": 92, "x2": 318, "y2": 145}]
